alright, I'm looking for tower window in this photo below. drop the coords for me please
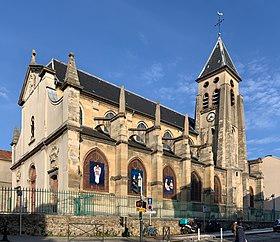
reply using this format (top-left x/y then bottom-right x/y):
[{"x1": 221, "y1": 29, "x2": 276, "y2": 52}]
[
  {"x1": 203, "y1": 81, "x2": 209, "y2": 88},
  {"x1": 230, "y1": 79, "x2": 234, "y2": 87},
  {"x1": 231, "y1": 90, "x2": 235, "y2": 106},
  {"x1": 202, "y1": 93, "x2": 209, "y2": 109},
  {"x1": 212, "y1": 89, "x2": 220, "y2": 106},
  {"x1": 213, "y1": 77, "x2": 219, "y2": 83}
]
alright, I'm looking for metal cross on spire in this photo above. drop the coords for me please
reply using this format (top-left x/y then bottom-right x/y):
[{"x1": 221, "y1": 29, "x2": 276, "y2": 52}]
[{"x1": 215, "y1": 12, "x2": 224, "y2": 37}]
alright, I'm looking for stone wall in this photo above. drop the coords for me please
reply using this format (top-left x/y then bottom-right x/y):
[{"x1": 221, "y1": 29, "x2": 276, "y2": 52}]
[
  {"x1": 0, "y1": 214, "x2": 273, "y2": 237},
  {"x1": 0, "y1": 214, "x2": 180, "y2": 237}
]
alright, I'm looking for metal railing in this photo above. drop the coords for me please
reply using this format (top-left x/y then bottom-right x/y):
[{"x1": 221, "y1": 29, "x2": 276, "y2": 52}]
[{"x1": 0, "y1": 187, "x2": 278, "y2": 222}]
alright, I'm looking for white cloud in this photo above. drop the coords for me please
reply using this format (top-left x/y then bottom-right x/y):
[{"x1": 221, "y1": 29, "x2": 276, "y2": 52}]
[
  {"x1": 0, "y1": 86, "x2": 9, "y2": 100},
  {"x1": 240, "y1": 57, "x2": 280, "y2": 129},
  {"x1": 247, "y1": 136, "x2": 280, "y2": 145},
  {"x1": 138, "y1": 33, "x2": 148, "y2": 45},
  {"x1": 141, "y1": 63, "x2": 164, "y2": 83}
]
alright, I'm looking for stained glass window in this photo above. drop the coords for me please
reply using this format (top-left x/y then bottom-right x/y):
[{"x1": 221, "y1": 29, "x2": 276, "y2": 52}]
[{"x1": 163, "y1": 166, "x2": 176, "y2": 199}]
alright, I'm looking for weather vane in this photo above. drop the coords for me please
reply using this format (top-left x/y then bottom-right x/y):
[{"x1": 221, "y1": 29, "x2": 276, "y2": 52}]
[{"x1": 215, "y1": 12, "x2": 224, "y2": 37}]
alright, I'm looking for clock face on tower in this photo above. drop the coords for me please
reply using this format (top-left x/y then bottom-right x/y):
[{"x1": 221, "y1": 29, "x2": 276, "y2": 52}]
[{"x1": 206, "y1": 112, "x2": 216, "y2": 122}]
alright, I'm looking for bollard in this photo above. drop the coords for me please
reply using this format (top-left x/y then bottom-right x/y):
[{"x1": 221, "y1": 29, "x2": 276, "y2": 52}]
[
  {"x1": 197, "y1": 228, "x2": 200, "y2": 241},
  {"x1": 220, "y1": 227, "x2": 223, "y2": 241}
]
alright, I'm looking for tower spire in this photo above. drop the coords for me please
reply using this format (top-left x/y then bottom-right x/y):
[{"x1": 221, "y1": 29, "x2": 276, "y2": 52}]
[{"x1": 155, "y1": 102, "x2": 161, "y2": 127}]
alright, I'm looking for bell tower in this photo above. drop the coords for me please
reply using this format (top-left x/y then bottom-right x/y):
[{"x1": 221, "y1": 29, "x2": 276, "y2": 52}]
[{"x1": 195, "y1": 36, "x2": 249, "y2": 208}]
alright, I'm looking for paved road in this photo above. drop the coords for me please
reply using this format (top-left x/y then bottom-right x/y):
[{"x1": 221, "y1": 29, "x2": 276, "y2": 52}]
[{"x1": 3, "y1": 231, "x2": 280, "y2": 241}]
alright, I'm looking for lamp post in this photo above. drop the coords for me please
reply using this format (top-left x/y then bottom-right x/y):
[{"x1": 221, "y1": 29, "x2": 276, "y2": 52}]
[
  {"x1": 138, "y1": 174, "x2": 143, "y2": 242},
  {"x1": 271, "y1": 194, "x2": 276, "y2": 221}
]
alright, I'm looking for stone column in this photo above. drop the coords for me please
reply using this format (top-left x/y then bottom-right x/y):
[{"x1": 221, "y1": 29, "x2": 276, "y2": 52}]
[
  {"x1": 146, "y1": 103, "x2": 163, "y2": 201},
  {"x1": 61, "y1": 53, "x2": 83, "y2": 190},
  {"x1": 110, "y1": 86, "x2": 128, "y2": 196}
]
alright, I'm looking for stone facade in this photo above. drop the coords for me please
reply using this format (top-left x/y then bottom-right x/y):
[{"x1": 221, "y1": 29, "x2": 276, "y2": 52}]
[{"x1": 10, "y1": 36, "x2": 263, "y2": 216}]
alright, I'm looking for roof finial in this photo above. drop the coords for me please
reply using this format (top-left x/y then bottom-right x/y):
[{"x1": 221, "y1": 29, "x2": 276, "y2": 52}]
[
  {"x1": 30, "y1": 49, "x2": 36, "y2": 65},
  {"x1": 215, "y1": 12, "x2": 224, "y2": 37},
  {"x1": 64, "y1": 51, "x2": 80, "y2": 86},
  {"x1": 155, "y1": 102, "x2": 161, "y2": 127},
  {"x1": 183, "y1": 114, "x2": 189, "y2": 138}
]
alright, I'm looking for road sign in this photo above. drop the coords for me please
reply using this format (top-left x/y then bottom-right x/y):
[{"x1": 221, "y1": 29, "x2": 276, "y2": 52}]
[{"x1": 137, "y1": 207, "x2": 146, "y2": 213}]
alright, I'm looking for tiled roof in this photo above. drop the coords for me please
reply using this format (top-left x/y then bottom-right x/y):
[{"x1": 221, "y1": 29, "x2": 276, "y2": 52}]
[
  {"x1": 198, "y1": 36, "x2": 240, "y2": 80},
  {"x1": 0, "y1": 150, "x2": 12, "y2": 160},
  {"x1": 50, "y1": 59, "x2": 197, "y2": 133}
]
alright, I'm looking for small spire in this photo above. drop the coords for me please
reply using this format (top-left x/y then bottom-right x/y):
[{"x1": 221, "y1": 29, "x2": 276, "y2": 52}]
[
  {"x1": 119, "y1": 85, "x2": 126, "y2": 114},
  {"x1": 155, "y1": 102, "x2": 161, "y2": 127},
  {"x1": 11, "y1": 127, "x2": 20, "y2": 145},
  {"x1": 183, "y1": 114, "x2": 189, "y2": 137},
  {"x1": 30, "y1": 49, "x2": 36, "y2": 65},
  {"x1": 64, "y1": 52, "x2": 80, "y2": 86}
]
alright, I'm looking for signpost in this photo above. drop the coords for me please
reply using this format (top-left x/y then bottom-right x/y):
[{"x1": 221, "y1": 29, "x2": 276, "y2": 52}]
[{"x1": 138, "y1": 175, "x2": 144, "y2": 242}]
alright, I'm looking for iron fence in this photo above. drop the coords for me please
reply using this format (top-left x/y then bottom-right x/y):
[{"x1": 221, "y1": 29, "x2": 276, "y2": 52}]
[{"x1": 0, "y1": 187, "x2": 278, "y2": 222}]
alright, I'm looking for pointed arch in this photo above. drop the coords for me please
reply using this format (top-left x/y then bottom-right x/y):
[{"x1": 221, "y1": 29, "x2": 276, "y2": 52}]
[
  {"x1": 83, "y1": 148, "x2": 109, "y2": 192},
  {"x1": 128, "y1": 158, "x2": 147, "y2": 196},
  {"x1": 214, "y1": 176, "x2": 222, "y2": 204},
  {"x1": 249, "y1": 186, "x2": 254, "y2": 208},
  {"x1": 163, "y1": 166, "x2": 177, "y2": 199},
  {"x1": 191, "y1": 171, "x2": 202, "y2": 202}
]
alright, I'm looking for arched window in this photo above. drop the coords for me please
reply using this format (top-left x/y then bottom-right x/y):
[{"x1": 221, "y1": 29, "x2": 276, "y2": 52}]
[
  {"x1": 214, "y1": 176, "x2": 222, "y2": 204},
  {"x1": 83, "y1": 148, "x2": 109, "y2": 192},
  {"x1": 135, "y1": 122, "x2": 147, "y2": 143},
  {"x1": 249, "y1": 186, "x2": 254, "y2": 208},
  {"x1": 202, "y1": 93, "x2": 209, "y2": 109},
  {"x1": 163, "y1": 166, "x2": 176, "y2": 199},
  {"x1": 31, "y1": 116, "x2": 35, "y2": 139},
  {"x1": 103, "y1": 111, "x2": 116, "y2": 134},
  {"x1": 163, "y1": 130, "x2": 173, "y2": 150},
  {"x1": 104, "y1": 111, "x2": 116, "y2": 120},
  {"x1": 29, "y1": 164, "x2": 36, "y2": 212},
  {"x1": 79, "y1": 107, "x2": 83, "y2": 125},
  {"x1": 230, "y1": 89, "x2": 235, "y2": 106},
  {"x1": 191, "y1": 172, "x2": 202, "y2": 202},
  {"x1": 128, "y1": 159, "x2": 146, "y2": 195},
  {"x1": 213, "y1": 77, "x2": 219, "y2": 83},
  {"x1": 212, "y1": 89, "x2": 220, "y2": 106}
]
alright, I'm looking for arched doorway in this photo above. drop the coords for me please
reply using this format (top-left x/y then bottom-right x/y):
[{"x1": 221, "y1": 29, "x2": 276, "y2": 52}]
[
  {"x1": 83, "y1": 148, "x2": 109, "y2": 192},
  {"x1": 214, "y1": 176, "x2": 222, "y2": 204},
  {"x1": 128, "y1": 159, "x2": 146, "y2": 195},
  {"x1": 190, "y1": 172, "x2": 202, "y2": 202},
  {"x1": 163, "y1": 166, "x2": 176, "y2": 199},
  {"x1": 29, "y1": 165, "x2": 36, "y2": 212}
]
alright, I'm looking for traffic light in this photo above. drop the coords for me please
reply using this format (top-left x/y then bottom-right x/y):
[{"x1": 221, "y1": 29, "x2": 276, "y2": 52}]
[{"x1": 136, "y1": 200, "x2": 147, "y2": 209}]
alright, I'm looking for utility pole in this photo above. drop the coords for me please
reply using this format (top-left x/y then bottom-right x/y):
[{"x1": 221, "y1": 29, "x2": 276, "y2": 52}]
[{"x1": 138, "y1": 175, "x2": 143, "y2": 242}]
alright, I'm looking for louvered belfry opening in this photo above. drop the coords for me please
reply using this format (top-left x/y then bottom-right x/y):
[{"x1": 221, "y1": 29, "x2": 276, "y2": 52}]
[
  {"x1": 212, "y1": 89, "x2": 220, "y2": 107},
  {"x1": 202, "y1": 93, "x2": 209, "y2": 109}
]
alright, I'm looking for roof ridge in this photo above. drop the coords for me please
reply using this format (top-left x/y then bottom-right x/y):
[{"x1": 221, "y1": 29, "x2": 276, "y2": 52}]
[{"x1": 52, "y1": 59, "x2": 194, "y2": 121}]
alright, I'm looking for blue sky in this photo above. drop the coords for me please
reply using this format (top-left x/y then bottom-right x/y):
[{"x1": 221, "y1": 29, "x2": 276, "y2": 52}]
[{"x1": 0, "y1": 0, "x2": 279, "y2": 159}]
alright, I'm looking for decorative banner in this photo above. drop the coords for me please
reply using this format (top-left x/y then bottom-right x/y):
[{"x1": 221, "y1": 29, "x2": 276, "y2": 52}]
[
  {"x1": 130, "y1": 169, "x2": 144, "y2": 194},
  {"x1": 89, "y1": 161, "x2": 105, "y2": 186},
  {"x1": 164, "y1": 175, "x2": 174, "y2": 195}
]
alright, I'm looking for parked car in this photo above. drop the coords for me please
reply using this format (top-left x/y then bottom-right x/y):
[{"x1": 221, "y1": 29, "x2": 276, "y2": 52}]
[{"x1": 273, "y1": 219, "x2": 280, "y2": 232}]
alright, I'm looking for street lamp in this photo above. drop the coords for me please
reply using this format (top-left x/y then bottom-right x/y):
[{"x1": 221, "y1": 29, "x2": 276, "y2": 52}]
[
  {"x1": 138, "y1": 174, "x2": 143, "y2": 242},
  {"x1": 271, "y1": 194, "x2": 276, "y2": 221}
]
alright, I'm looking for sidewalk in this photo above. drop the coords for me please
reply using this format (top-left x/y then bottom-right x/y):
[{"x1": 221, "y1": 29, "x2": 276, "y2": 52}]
[{"x1": 1, "y1": 227, "x2": 273, "y2": 242}]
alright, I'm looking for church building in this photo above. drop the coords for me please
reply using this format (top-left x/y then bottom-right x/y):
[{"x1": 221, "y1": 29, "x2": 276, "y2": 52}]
[{"x1": 10, "y1": 36, "x2": 264, "y2": 215}]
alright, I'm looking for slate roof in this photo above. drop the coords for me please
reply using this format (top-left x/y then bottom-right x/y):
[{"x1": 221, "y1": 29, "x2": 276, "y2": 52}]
[
  {"x1": 0, "y1": 150, "x2": 12, "y2": 161},
  {"x1": 49, "y1": 59, "x2": 197, "y2": 133},
  {"x1": 198, "y1": 36, "x2": 240, "y2": 80}
]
